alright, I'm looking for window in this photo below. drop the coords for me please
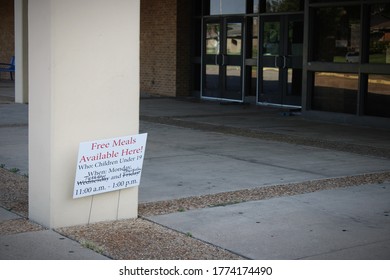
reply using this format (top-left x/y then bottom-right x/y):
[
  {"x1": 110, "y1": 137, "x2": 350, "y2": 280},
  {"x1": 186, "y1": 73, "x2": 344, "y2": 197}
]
[
  {"x1": 210, "y1": 0, "x2": 246, "y2": 15},
  {"x1": 206, "y1": 23, "x2": 220, "y2": 55},
  {"x1": 247, "y1": 17, "x2": 259, "y2": 58},
  {"x1": 312, "y1": 72, "x2": 358, "y2": 114},
  {"x1": 247, "y1": 0, "x2": 259, "y2": 13},
  {"x1": 313, "y1": 6, "x2": 361, "y2": 63},
  {"x1": 369, "y1": 4, "x2": 390, "y2": 64},
  {"x1": 366, "y1": 74, "x2": 390, "y2": 118},
  {"x1": 253, "y1": 0, "x2": 259, "y2": 13},
  {"x1": 226, "y1": 22, "x2": 242, "y2": 56},
  {"x1": 265, "y1": 0, "x2": 303, "y2": 13}
]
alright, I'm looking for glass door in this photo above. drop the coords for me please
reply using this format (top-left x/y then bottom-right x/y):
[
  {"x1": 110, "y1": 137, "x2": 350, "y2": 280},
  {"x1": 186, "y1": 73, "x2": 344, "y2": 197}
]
[
  {"x1": 202, "y1": 17, "x2": 244, "y2": 102},
  {"x1": 258, "y1": 15, "x2": 303, "y2": 107}
]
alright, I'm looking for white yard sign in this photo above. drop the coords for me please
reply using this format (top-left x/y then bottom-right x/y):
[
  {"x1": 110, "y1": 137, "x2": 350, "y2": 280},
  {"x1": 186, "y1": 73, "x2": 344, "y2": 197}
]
[{"x1": 73, "y1": 133, "x2": 147, "y2": 198}]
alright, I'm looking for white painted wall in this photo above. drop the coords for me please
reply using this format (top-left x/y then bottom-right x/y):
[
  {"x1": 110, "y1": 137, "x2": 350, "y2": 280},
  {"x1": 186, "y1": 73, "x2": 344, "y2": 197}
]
[{"x1": 28, "y1": 0, "x2": 140, "y2": 228}]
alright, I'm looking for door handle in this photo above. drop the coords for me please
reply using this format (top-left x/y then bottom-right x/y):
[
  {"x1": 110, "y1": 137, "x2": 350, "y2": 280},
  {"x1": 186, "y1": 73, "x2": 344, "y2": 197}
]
[
  {"x1": 215, "y1": 55, "x2": 218, "y2": 65},
  {"x1": 222, "y1": 54, "x2": 225, "y2": 66},
  {"x1": 274, "y1": 56, "x2": 288, "y2": 68},
  {"x1": 283, "y1": 56, "x2": 287, "y2": 69}
]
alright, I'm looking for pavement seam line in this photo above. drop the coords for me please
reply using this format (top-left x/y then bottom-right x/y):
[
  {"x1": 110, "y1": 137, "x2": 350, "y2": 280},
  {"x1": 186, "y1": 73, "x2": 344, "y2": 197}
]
[
  {"x1": 140, "y1": 116, "x2": 390, "y2": 159},
  {"x1": 138, "y1": 171, "x2": 390, "y2": 217}
]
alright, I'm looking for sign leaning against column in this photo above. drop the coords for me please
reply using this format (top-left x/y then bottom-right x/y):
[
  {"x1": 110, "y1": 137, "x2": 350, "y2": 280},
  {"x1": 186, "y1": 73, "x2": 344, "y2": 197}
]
[{"x1": 73, "y1": 133, "x2": 147, "y2": 199}]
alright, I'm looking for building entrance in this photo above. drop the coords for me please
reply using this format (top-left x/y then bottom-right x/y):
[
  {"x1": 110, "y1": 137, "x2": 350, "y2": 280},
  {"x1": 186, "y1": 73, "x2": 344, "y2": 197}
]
[
  {"x1": 202, "y1": 17, "x2": 244, "y2": 102},
  {"x1": 258, "y1": 14, "x2": 303, "y2": 108}
]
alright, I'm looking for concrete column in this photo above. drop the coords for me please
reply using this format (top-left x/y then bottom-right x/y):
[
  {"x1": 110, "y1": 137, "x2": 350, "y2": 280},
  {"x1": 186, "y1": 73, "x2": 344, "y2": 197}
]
[
  {"x1": 28, "y1": 0, "x2": 140, "y2": 228},
  {"x1": 14, "y1": 0, "x2": 28, "y2": 103}
]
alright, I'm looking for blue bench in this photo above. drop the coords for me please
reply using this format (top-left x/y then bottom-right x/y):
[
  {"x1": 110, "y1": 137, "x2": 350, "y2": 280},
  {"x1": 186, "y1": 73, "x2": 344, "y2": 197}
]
[{"x1": 0, "y1": 56, "x2": 15, "y2": 80}]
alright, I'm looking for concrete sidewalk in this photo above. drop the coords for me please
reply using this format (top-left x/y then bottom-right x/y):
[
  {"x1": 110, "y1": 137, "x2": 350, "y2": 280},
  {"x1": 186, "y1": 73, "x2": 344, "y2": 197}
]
[
  {"x1": 1, "y1": 88, "x2": 390, "y2": 259},
  {"x1": 0, "y1": 206, "x2": 108, "y2": 259},
  {"x1": 150, "y1": 183, "x2": 390, "y2": 259}
]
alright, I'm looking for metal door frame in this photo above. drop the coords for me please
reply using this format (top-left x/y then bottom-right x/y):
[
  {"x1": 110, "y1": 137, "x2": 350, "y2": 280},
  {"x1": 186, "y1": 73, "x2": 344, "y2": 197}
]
[
  {"x1": 201, "y1": 17, "x2": 245, "y2": 102},
  {"x1": 257, "y1": 14, "x2": 303, "y2": 108}
]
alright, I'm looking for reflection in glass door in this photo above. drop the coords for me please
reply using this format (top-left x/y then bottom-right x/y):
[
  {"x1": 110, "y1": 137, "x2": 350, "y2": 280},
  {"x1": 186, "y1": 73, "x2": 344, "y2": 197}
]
[
  {"x1": 258, "y1": 15, "x2": 303, "y2": 107},
  {"x1": 202, "y1": 18, "x2": 244, "y2": 102}
]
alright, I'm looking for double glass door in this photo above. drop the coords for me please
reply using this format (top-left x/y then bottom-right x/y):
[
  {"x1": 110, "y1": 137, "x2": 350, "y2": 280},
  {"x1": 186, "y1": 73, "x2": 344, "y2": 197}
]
[
  {"x1": 202, "y1": 18, "x2": 244, "y2": 102},
  {"x1": 258, "y1": 15, "x2": 303, "y2": 107}
]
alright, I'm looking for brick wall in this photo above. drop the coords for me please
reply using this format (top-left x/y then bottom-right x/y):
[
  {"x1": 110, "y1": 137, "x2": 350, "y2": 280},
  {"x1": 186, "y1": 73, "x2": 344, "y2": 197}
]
[
  {"x1": 0, "y1": 0, "x2": 192, "y2": 91},
  {"x1": 140, "y1": 0, "x2": 192, "y2": 97},
  {"x1": 0, "y1": 0, "x2": 14, "y2": 80},
  {"x1": 140, "y1": 0, "x2": 177, "y2": 97}
]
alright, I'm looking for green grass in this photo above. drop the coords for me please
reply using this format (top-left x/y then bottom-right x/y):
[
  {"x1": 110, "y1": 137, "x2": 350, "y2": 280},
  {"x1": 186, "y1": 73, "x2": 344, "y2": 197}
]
[{"x1": 80, "y1": 240, "x2": 105, "y2": 254}]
